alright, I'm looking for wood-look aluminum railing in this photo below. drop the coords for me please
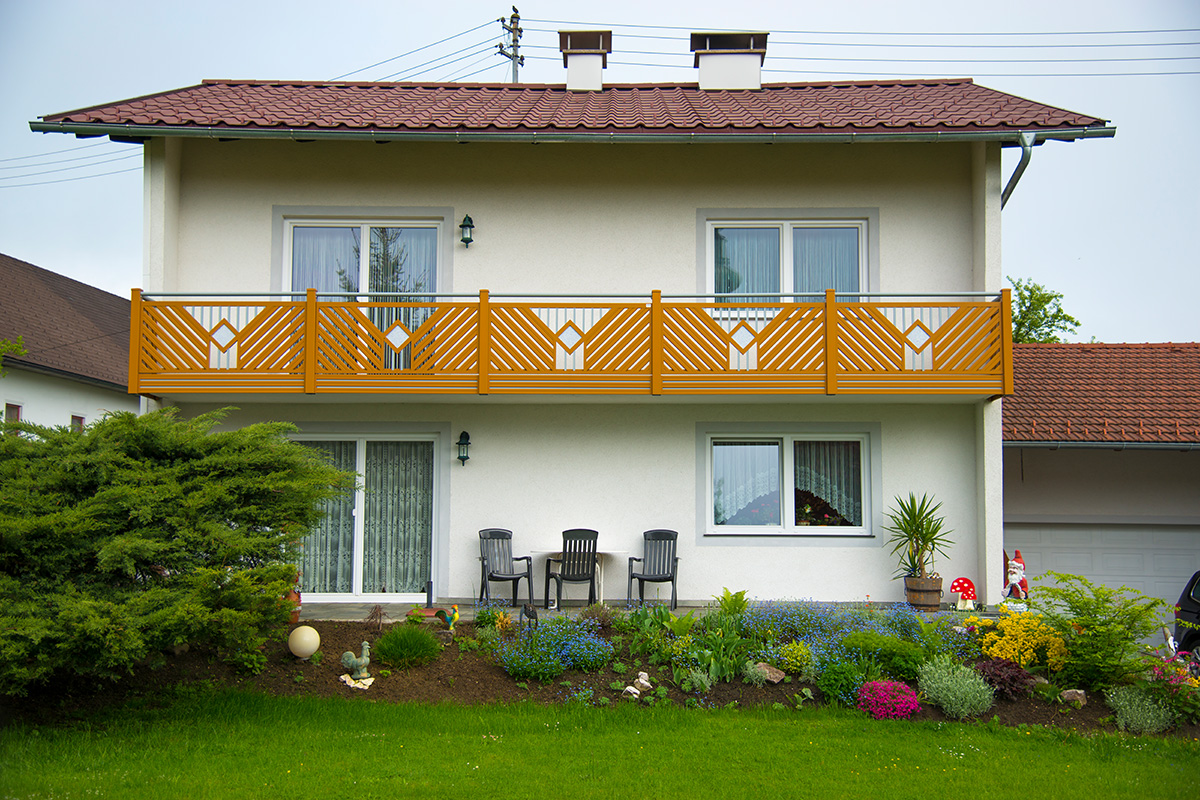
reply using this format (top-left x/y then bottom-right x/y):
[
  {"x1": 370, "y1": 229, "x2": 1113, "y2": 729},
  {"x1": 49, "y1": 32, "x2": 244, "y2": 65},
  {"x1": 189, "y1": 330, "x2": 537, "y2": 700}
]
[{"x1": 129, "y1": 289, "x2": 1013, "y2": 397}]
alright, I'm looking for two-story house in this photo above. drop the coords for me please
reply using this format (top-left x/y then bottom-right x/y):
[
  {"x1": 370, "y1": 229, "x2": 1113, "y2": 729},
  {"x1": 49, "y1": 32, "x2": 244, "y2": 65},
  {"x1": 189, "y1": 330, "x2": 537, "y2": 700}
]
[{"x1": 33, "y1": 31, "x2": 1113, "y2": 607}]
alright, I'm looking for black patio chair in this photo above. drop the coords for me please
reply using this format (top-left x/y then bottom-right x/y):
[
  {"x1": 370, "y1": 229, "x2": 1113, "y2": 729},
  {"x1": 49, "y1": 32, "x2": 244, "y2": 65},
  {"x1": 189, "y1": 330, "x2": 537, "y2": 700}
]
[
  {"x1": 627, "y1": 529, "x2": 679, "y2": 610},
  {"x1": 478, "y1": 528, "x2": 534, "y2": 607},
  {"x1": 544, "y1": 528, "x2": 599, "y2": 609}
]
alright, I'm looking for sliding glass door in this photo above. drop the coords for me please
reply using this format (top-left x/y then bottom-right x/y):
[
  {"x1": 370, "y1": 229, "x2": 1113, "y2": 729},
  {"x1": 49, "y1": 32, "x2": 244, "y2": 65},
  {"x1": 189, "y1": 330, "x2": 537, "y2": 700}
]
[{"x1": 297, "y1": 437, "x2": 435, "y2": 599}]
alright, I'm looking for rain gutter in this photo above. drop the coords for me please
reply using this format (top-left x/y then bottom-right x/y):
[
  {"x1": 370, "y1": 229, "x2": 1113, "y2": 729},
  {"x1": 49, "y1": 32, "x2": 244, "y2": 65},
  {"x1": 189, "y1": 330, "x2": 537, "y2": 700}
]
[
  {"x1": 1004, "y1": 440, "x2": 1200, "y2": 452},
  {"x1": 29, "y1": 121, "x2": 1117, "y2": 147}
]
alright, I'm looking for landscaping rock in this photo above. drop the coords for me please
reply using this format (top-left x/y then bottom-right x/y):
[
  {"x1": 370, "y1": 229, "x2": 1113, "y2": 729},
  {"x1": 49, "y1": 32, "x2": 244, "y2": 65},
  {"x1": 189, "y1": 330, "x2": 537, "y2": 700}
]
[
  {"x1": 633, "y1": 674, "x2": 653, "y2": 692},
  {"x1": 756, "y1": 662, "x2": 786, "y2": 685},
  {"x1": 339, "y1": 674, "x2": 375, "y2": 691},
  {"x1": 1060, "y1": 689, "x2": 1086, "y2": 706},
  {"x1": 622, "y1": 686, "x2": 641, "y2": 699}
]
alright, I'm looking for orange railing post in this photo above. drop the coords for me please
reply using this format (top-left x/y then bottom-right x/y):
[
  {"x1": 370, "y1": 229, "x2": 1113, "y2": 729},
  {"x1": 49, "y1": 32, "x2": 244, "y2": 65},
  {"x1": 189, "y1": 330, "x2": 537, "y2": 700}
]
[
  {"x1": 127, "y1": 288, "x2": 142, "y2": 394},
  {"x1": 1000, "y1": 288, "x2": 1014, "y2": 395},
  {"x1": 478, "y1": 289, "x2": 491, "y2": 394},
  {"x1": 824, "y1": 288, "x2": 839, "y2": 395},
  {"x1": 650, "y1": 290, "x2": 664, "y2": 395},
  {"x1": 304, "y1": 288, "x2": 318, "y2": 394}
]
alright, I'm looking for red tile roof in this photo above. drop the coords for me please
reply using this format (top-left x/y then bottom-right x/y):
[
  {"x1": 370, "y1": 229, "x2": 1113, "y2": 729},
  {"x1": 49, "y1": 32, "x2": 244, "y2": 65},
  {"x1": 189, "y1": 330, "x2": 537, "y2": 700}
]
[
  {"x1": 38, "y1": 79, "x2": 1108, "y2": 138},
  {"x1": 0, "y1": 253, "x2": 130, "y2": 390},
  {"x1": 1004, "y1": 343, "x2": 1200, "y2": 445}
]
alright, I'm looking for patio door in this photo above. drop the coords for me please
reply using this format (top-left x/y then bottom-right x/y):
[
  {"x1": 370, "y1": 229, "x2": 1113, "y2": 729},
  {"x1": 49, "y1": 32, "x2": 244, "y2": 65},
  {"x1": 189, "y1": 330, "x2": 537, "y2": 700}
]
[{"x1": 297, "y1": 437, "x2": 435, "y2": 600}]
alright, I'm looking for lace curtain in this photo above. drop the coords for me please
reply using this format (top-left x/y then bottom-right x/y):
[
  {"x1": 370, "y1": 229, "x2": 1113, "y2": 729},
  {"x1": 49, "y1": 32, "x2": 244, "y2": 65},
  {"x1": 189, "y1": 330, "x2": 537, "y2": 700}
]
[
  {"x1": 794, "y1": 440, "x2": 863, "y2": 525},
  {"x1": 793, "y1": 227, "x2": 859, "y2": 294},
  {"x1": 712, "y1": 440, "x2": 781, "y2": 526},
  {"x1": 297, "y1": 440, "x2": 356, "y2": 593},
  {"x1": 362, "y1": 441, "x2": 434, "y2": 593}
]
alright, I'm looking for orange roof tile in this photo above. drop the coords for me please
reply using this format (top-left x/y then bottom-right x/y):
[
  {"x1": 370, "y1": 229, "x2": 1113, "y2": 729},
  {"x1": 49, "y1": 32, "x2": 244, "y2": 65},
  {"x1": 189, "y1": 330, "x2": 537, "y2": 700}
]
[
  {"x1": 1004, "y1": 343, "x2": 1200, "y2": 445},
  {"x1": 39, "y1": 78, "x2": 1108, "y2": 138}
]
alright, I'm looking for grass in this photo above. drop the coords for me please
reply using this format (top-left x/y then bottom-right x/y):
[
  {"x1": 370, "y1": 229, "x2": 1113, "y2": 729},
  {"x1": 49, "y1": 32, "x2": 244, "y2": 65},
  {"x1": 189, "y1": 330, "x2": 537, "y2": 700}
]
[{"x1": 1, "y1": 688, "x2": 1196, "y2": 799}]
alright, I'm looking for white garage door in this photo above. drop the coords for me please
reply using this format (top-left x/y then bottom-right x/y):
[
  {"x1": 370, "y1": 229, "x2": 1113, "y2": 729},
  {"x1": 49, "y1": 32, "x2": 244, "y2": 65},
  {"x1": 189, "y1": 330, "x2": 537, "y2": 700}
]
[{"x1": 1004, "y1": 523, "x2": 1200, "y2": 611}]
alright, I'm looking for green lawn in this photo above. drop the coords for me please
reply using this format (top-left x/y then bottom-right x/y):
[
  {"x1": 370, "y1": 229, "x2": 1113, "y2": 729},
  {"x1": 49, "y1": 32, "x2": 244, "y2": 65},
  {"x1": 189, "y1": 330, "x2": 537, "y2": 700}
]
[{"x1": 1, "y1": 688, "x2": 1196, "y2": 799}]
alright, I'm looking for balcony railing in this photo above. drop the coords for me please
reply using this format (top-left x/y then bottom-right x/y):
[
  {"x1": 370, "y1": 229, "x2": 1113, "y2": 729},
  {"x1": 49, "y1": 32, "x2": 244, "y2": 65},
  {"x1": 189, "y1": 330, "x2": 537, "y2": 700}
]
[{"x1": 129, "y1": 289, "x2": 1013, "y2": 397}]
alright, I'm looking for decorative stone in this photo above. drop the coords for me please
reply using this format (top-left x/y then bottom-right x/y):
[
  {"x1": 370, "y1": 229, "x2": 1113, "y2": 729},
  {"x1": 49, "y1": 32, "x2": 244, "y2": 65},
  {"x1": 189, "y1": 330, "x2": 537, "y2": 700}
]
[
  {"x1": 633, "y1": 672, "x2": 652, "y2": 692},
  {"x1": 1060, "y1": 689, "x2": 1086, "y2": 706},
  {"x1": 637, "y1": 671, "x2": 650, "y2": 683},
  {"x1": 756, "y1": 662, "x2": 786, "y2": 685},
  {"x1": 1033, "y1": 675, "x2": 1050, "y2": 686},
  {"x1": 339, "y1": 674, "x2": 375, "y2": 690},
  {"x1": 288, "y1": 625, "x2": 321, "y2": 660},
  {"x1": 622, "y1": 686, "x2": 641, "y2": 699}
]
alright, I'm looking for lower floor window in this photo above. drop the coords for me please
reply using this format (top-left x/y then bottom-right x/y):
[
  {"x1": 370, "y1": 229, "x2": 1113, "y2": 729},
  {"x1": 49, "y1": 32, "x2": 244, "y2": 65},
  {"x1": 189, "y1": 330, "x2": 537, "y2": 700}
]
[
  {"x1": 710, "y1": 434, "x2": 867, "y2": 534},
  {"x1": 297, "y1": 438, "x2": 435, "y2": 595}
]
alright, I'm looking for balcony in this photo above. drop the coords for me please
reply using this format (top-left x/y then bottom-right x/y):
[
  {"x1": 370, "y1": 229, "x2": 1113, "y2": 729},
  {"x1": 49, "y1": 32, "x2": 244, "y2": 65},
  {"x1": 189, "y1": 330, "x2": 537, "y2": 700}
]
[{"x1": 129, "y1": 289, "x2": 1013, "y2": 397}]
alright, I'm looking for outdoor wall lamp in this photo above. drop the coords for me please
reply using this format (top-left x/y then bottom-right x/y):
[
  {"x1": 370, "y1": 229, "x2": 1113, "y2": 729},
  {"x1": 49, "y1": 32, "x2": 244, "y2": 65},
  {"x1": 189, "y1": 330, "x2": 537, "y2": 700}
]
[
  {"x1": 459, "y1": 215, "x2": 475, "y2": 247},
  {"x1": 456, "y1": 431, "x2": 471, "y2": 465}
]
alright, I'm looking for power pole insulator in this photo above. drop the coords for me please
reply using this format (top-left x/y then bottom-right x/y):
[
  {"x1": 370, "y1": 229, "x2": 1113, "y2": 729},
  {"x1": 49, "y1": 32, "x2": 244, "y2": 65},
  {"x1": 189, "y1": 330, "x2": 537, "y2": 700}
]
[{"x1": 498, "y1": 6, "x2": 524, "y2": 84}]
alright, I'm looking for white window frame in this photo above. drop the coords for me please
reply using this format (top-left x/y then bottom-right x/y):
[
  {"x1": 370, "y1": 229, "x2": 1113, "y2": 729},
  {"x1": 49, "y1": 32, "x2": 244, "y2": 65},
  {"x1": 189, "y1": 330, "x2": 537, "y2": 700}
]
[
  {"x1": 705, "y1": 218, "x2": 868, "y2": 296},
  {"x1": 704, "y1": 431, "x2": 873, "y2": 537},
  {"x1": 282, "y1": 218, "x2": 445, "y2": 295},
  {"x1": 291, "y1": 432, "x2": 440, "y2": 603}
]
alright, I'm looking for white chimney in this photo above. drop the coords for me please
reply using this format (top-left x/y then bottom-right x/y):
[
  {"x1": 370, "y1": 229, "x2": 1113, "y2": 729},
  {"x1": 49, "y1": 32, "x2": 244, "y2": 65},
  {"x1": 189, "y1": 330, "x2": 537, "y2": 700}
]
[
  {"x1": 559, "y1": 30, "x2": 613, "y2": 92},
  {"x1": 690, "y1": 32, "x2": 769, "y2": 90}
]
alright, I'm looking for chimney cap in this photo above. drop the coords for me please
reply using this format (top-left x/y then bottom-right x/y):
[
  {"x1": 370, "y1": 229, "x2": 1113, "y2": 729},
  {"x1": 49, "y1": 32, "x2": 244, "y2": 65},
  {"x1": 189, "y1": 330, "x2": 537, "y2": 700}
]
[
  {"x1": 689, "y1": 31, "x2": 768, "y2": 66},
  {"x1": 559, "y1": 30, "x2": 613, "y2": 67}
]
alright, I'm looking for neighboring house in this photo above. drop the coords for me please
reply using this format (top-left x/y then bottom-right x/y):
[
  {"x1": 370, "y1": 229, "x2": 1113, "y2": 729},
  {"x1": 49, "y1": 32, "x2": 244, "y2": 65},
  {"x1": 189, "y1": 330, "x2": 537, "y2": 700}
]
[
  {"x1": 1004, "y1": 342, "x2": 1200, "y2": 610},
  {"x1": 0, "y1": 252, "x2": 139, "y2": 428},
  {"x1": 32, "y1": 31, "x2": 1115, "y2": 606}
]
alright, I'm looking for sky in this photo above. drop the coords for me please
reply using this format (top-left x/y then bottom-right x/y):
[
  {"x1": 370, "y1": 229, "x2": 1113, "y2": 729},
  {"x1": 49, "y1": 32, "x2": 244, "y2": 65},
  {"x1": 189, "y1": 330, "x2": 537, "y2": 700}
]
[{"x1": 1, "y1": 0, "x2": 1197, "y2": 344}]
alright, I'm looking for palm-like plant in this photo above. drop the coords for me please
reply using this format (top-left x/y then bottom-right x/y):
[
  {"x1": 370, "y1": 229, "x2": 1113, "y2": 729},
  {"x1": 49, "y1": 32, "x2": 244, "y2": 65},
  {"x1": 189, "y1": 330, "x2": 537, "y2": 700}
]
[{"x1": 884, "y1": 493, "x2": 953, "y2": 579}]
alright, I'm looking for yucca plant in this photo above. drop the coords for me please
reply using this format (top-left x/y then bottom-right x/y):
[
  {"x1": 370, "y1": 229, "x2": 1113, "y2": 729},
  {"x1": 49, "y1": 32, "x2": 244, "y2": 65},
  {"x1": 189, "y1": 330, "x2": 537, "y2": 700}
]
[{"x1": 884, "y1": 493, "x2": 953, "y2": 579}]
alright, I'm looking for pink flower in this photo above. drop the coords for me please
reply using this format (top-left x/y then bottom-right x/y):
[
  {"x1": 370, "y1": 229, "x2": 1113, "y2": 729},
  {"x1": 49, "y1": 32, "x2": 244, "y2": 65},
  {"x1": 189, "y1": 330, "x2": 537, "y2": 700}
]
[{"x1": 856, "y1": 680, "x2": 921, "y2": 720}]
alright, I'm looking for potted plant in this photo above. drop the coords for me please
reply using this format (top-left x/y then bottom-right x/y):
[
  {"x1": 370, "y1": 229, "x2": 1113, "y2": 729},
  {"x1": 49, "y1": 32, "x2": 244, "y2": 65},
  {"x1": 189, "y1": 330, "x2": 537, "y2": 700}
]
[{"x1": 883, "y1": 493, "x2": 953, "y2": 611}]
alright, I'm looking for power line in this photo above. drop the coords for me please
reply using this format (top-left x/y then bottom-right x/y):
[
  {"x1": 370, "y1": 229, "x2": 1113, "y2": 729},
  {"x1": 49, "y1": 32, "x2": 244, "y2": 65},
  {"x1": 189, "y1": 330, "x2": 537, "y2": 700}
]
[
  {"x1": 0, "y1": 151, "x2": 139, "y2": 175},
  {"x1": 0, "y1": 166, "x2": 141, "y2": 190},
  {"x1": 0, "y1": 152, "x2": 140, "y2": 180},
  {"x1": 377, "y1": 37, "x2": 497, "y2": 81},
  {"x1": 526, "y1": 18, "x2": 1200, "y2": 37},
  {"x1": 383, "y1": 44, "x2": 498, "y2": 82},
  {"x1": 446, "y1": 60, "x2": 510, "y2": 83},
  {"x1": 525, "y1": 25, "x2": 1200, "y2": 49},
  {"x1": 438, "y1": 51, "x2": 507, "y2": 82},
  {"x1": 0, "y1": 140, "x2": 115, "y2": 163},
  {"x1": 523, "y1": 41, "x2": 1200, "y2": 64},
  {"x1": 329, "y1": 19, "x2": 496, "y2": 80}
]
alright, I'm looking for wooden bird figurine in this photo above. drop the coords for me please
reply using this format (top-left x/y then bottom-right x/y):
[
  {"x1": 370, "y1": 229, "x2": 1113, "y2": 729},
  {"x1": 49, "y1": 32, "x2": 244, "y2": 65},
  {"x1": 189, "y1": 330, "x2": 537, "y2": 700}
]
[
  {"x1": 341, "y1": 641, "x2": 371, "y2": 680},
  {"x1": 435, "y1": 604, "x2": 459, "y2": 632}
]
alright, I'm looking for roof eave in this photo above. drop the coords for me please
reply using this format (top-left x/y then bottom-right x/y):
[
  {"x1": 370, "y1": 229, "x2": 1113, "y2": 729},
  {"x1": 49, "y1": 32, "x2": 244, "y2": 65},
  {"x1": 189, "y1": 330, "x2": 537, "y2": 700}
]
[
  {"x1": 29, "y1": 121, "x2": 1118, "y2": 145},
  {"x1": 1004, "y1": 439, "x2": 1200, "y2": 451}
]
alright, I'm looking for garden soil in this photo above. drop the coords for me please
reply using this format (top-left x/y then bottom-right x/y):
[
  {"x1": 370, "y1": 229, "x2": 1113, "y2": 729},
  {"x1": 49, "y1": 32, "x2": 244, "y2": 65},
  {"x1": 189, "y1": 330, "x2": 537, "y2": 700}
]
[{"x1": 5, "y1": 619, "x2": 1198, "y2": 739}]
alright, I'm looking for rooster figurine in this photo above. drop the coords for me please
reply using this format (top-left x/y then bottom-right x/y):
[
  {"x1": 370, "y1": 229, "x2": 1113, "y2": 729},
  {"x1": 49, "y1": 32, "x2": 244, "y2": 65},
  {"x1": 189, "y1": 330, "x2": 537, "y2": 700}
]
[
  {"x1": 341, "y1": 641, "x2": 371, "y2": 680},
  {"x1": 435, "y1": 604, "x2": 459, "y2": 633}
]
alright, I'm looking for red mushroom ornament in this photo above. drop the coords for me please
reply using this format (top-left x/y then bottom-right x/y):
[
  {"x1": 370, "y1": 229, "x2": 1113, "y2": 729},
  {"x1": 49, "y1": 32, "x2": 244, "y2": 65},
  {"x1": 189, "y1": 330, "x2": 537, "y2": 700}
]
[{"x1": 950, "y1": 577, "x2": 977, "y2": 611}]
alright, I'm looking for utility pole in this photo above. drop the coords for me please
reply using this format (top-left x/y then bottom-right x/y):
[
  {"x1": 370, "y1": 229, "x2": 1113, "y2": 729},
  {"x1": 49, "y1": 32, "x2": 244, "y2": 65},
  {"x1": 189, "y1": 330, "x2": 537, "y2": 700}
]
[{"x1": 498, "y1": 6, "x2": 524, "y2": 83}]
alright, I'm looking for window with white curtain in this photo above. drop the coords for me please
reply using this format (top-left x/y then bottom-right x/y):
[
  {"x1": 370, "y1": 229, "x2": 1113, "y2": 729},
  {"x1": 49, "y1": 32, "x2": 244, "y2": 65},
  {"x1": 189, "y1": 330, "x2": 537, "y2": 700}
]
[
  {"x1": 709, "y1": 220, "x2": 865, "y2": 298},
  {"x1": 287, "y1": 222, "x2": 439, "y2": 294},
  {"x1": 709, "y1": 433, "x2": 868, "y2": 535}
]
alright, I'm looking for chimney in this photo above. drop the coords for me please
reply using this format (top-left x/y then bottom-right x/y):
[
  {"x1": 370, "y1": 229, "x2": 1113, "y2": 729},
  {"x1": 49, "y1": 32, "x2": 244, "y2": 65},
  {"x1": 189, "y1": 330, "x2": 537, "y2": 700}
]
[
  {"x1": 689, "y1": 31, "x2": 768, "y2": 90},
  {"x1": 558, "y1": 30, "x2": 613, "y2": 91}
]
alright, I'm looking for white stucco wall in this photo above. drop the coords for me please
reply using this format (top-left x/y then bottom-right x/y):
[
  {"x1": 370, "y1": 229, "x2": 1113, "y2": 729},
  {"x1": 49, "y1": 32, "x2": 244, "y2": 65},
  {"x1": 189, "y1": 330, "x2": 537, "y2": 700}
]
[
  {"x1": 1, "y1": 367, "x2": 138, "y2": 428},
  {"x1": 189, "y1": 400, "x2": 985, "y2": 605},
  {"x1": 147, "y1": 138, "x2": 986, "y2": 297},
  {"x1": 1004, "y1": 447, "x2": 1200, "y2": 524}
]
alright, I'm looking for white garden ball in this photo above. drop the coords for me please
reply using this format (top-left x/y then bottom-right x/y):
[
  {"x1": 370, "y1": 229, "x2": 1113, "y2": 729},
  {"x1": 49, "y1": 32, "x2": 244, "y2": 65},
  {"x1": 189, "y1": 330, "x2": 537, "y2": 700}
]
[{"x1": 288, "y1": 625, "x2": 321, "y2": 659}]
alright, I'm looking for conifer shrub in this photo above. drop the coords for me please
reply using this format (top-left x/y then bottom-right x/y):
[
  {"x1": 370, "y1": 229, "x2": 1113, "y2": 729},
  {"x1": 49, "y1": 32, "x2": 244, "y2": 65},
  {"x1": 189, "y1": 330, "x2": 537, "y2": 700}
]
[
  {"x1": 0, "y1": 409, "x2": 354, "y2": 694},
  {"x1": 1105, "y1": 684, "x2": 1177, "y2": 735}
]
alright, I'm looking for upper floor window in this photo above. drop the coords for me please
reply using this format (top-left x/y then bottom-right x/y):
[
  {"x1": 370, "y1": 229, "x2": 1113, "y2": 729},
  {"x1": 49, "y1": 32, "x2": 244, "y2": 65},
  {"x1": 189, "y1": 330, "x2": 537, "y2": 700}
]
[
  {"x1": 708, "y1": 220, "x2": 866, "y2": 298},
  {"x1": 287, "y1": 222, "x2": 440, "y2": 294},
  {"x1": 71, "y1": 415, "x2": 85, "y2": 432},
  {"x1": 4, "y1": 403, "x2": 20, "y2": 423}
]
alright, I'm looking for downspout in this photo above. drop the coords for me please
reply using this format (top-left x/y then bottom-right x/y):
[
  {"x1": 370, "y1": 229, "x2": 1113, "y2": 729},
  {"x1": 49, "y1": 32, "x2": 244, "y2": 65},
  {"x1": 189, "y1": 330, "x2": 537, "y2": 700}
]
[{"x1": 1000, "y1": 132, "x2": 1037, "y2": 209}]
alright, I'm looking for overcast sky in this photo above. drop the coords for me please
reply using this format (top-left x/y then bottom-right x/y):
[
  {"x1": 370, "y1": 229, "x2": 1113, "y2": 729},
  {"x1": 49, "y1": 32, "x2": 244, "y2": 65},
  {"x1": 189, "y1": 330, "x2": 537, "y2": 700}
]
[{"x1": 1, "y1": 0, "x2": 1197, "y2": 343}]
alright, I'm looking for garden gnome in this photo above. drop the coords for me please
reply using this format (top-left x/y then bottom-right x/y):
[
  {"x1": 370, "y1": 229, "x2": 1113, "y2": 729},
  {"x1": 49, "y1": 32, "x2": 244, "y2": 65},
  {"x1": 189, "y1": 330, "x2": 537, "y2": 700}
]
[{"x1": 1002, "y1": 550, "x2": 1029, "y2": 607}]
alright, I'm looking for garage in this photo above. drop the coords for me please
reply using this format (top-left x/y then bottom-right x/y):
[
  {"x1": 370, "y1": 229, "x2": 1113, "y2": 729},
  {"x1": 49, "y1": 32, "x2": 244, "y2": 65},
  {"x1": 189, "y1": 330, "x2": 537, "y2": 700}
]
[
  {"x1": 1003, "y1": 343, "x2": 1200, "y2": 615},
  {"x1": 1004, "y1": 522, "x2": 1200, "y2": 611}
]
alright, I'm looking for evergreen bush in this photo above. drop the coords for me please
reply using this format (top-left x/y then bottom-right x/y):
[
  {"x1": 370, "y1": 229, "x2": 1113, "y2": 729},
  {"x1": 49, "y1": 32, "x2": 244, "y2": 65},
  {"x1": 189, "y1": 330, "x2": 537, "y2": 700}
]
[
  {"x1": 1105, "y1": 684, "x2": 1177, "y2": 735},
  {"x1": 0, "y1": 409, "x2": 353, "y2": 694}
]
